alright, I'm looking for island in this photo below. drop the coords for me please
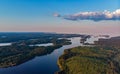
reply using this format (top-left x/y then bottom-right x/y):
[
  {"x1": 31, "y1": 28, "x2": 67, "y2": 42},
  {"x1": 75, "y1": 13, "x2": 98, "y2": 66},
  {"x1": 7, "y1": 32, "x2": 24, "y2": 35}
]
[{"x1": 0, "y1": 33, "x2": 82, "y2": 68}]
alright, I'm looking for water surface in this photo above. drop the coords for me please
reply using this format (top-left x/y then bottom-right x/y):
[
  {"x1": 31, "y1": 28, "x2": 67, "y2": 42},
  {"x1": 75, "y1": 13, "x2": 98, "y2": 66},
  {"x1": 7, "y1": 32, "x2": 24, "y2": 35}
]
[
  {"x1": 0, "y1": 37, "x2": 98, "y2": 74},
  {"x1": 29, "y1": 43, "x2": 53, "y2": 47},
  {"x1": 0, "y1": 43, "x2": 11, "y2": 46}
]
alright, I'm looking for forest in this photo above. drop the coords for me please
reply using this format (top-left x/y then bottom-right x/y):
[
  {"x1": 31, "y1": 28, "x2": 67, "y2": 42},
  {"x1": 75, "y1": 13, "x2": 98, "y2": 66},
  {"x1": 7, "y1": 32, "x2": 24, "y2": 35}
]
[
  {"x1": 0, "y1": 33, "x2": 80, "y2": 68},
  {"x1": 57, "y1": 36, "x2": 120, "y2": 74}
]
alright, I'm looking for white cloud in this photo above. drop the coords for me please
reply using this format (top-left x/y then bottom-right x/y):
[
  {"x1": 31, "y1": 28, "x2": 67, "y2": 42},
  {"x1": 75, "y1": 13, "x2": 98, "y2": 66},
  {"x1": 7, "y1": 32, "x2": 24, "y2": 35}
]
[
  {"x1": 54, "y1": 9, "x2": 120, "y2": 21},
  {"x1": 53, "y1": 13, "x2": 61, "y2": 17}
]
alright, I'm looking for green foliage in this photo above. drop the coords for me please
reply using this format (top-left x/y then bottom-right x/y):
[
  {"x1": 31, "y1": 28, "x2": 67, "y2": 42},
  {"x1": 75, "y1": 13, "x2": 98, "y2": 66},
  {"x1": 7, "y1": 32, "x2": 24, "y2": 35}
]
[
  {"x1": 58, "y1": 46, "x2": 119, "y2": 74},
  {"x1": 0, "y1": 45, "x2": 62, "y2": 68},
  {"x1": 0, "y1": 33, "x2": 74, "y2": 68},
  {"x1": 0, "y1": 33, "x2": 81, "y2": 43}
]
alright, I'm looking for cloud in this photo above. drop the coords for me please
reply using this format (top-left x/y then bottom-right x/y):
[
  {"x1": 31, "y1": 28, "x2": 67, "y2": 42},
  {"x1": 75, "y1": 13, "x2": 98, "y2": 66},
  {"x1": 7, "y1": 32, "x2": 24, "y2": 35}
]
[
  {"x1": 54, "y1": 9, "x2": 120, "y2": 21},
  {"x1": 53, "y1": 13, "x2": 61, "y2": 17}
]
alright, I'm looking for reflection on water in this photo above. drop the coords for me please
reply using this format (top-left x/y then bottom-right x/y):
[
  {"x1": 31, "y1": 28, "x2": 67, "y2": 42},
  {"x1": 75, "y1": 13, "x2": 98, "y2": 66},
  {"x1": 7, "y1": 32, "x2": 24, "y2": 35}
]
[
  {"x1": 29, "y1": 43, "x2": 53, "y2": 47},
  {"x1": 0, "y1": 37, "x2": 100, "y2": 74},
  {"x1": 85, "y1": 36, "x2": 109, "y2": 44},
  {"x1": 85, "y1": 36, "x2": 99, "y2": 44},
  {"x1": 0, "y1": 43, "x2": 11, "y2": 46}
]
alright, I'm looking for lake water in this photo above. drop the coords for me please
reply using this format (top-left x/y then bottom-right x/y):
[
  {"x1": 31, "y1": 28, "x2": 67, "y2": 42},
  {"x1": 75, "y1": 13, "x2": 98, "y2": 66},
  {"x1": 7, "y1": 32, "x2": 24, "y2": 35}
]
[
  {"x1": 0, "y1": 37, "x2": 98, "y2": 74},
  {"x1": 0, "y1": 43, "x2": 11, "y2": 46},
  {"x1": 29, "y1": 43, "x2": 53, "y2": 47}
]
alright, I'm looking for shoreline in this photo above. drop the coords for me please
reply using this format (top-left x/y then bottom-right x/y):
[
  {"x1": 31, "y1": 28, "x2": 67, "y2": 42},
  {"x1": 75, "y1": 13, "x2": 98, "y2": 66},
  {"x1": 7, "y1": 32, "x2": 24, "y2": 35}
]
[
  {"x1": 56, "y1": 46, "x2": 120, "y2": 74},
  {"x1": 0, "y1": 45, "x2": 62, "y2": 68}
]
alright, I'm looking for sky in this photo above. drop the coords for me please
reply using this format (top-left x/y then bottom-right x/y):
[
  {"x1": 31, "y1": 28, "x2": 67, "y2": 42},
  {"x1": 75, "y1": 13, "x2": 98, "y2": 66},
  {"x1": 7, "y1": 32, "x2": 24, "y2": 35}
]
[{"x1": 0, "y1": 0, "x2": 120, "y2": 36}]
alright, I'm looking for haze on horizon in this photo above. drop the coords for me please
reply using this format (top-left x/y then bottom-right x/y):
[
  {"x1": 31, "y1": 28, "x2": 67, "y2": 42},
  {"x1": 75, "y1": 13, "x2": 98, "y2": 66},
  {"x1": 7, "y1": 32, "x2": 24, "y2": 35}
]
[{"x1": 0, "y1": 0, "x2": 120, "y2": 36}]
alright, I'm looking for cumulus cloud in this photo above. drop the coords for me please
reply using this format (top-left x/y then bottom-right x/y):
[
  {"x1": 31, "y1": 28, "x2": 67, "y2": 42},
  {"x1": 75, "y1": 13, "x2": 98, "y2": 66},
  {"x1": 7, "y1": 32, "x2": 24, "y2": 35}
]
[{"x1": 54, "y1": 9, "x2": 120, "y2": 21}]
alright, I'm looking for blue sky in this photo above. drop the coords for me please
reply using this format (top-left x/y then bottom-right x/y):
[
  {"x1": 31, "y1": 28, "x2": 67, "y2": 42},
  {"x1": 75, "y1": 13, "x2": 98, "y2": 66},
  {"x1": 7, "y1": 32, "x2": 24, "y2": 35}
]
[
  {"x1": 0, "y1": 0, "x2": 119, "y2": 18},
  {"x1": 0, "y1": 0, "x2": 120, "y2": 36}
]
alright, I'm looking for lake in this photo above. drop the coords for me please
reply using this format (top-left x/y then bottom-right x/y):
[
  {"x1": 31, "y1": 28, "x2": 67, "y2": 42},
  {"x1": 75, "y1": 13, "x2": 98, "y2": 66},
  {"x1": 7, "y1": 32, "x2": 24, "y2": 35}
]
[
  {"x1": 29, "y1": 43, "x2": 53, "y2": 47},
  {"x1": 0, "y1": 37, "x2": 99, "y2": 74},
  {"x1": 0, "y1": 43, "x2": 11, "y2": 46}
]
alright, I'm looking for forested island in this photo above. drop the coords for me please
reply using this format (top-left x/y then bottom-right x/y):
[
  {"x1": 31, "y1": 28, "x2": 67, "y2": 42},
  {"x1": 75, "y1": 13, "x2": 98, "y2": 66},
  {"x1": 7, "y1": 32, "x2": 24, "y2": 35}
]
[
  {"x1": 0, "y1": 32, "x2": 82, "y2": 68},
  {"x1": 0, "y1": 32, "x2": 82, "y2": 43},
  {"x1": 57, "y1": 36, "x2": 120, "y2": 74}
]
